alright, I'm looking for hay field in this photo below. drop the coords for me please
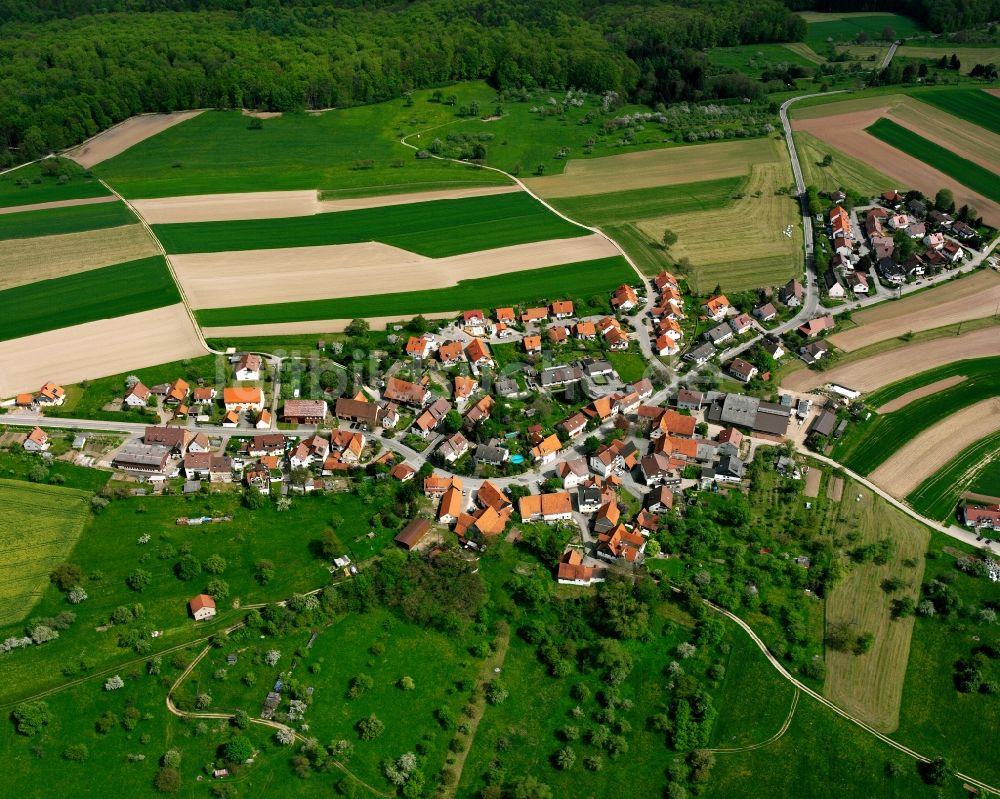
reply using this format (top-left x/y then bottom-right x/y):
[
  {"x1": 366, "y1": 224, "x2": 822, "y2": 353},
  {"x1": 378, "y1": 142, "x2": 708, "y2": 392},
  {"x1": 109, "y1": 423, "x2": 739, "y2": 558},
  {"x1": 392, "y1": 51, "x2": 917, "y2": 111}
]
[
  {"x1": 173, "y1": 233, "x2": 618, "y2": 309},
  {"x1": 634, "y1": 155, "x2": 801, "y2": 293},
  {"x1": 869, "y1": 397, "x2": 1000, "y2": 498},
  {"x1": 782, "y1": 326, "x2": 1000, "y2": 393},
  {"x1": 829, "y1": 270, "x2": 1000, "y2": 351},
  {"x1": 824, "y1": 484, "x2": 928, "y2": 733},
  {"x1": 132, "y1": 184, "x2": 519, "y2": 224},
  {"x1": 0, "y1": 303, "x2": 204, "y2": 397},
  {"x1": 792, "y1": 102, "x2": 1000, "y2": 224},
  {"x1": 525, "y1": 138, "x2": 774, "y2": 199},
  {"x1": 64, "y1": 111, "x2": 204, "y2": 168},
  {"x1": 794, "y1": 131, "x2": 895, "y2": 197},
  {"x1": 0, "y1": 224, "x2": 160, "y2": 290},
  {"x1": 0, "y1": 480, "x2": 92, "y2": 626}
]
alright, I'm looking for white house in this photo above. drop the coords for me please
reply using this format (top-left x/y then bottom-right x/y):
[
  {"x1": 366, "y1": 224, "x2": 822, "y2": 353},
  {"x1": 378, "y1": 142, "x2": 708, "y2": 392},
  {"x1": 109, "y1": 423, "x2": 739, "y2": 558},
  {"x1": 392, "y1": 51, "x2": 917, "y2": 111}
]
[
  {"x1": 189, "y1": 594, "x2": 216, "y2": 621},
  {"x1": 234, "y1": 353, "x2": 262, "y2": 381},
  {"x1": 124, "y1": 382, "x2": 151, "y2": 408},
  {"x1": 23, "y1": 427, "x2": 49, "y2": 452},
  {"x1": 223, "y1": 387, "x2": 265, "y2": 412}
]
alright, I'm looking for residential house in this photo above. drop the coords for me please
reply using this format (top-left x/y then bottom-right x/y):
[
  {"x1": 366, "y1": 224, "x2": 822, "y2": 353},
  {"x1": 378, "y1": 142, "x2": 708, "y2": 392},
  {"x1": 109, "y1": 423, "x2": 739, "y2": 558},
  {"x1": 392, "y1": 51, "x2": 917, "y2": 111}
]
[
  {"x1": 531, "y1": 433, "x2": 562, "y2": 465},
  {"x1": 290, "y1": 434, "x2": 329, "y2": 469},
  {"x1": 952, "y1": 221, "x2": 976, "y2": 239},
  {"x1": 540, "y1": 365, "x2": 583, "y2": 389},
  {"x1": 654, "y1": 334, "x2": 680, "y2": 357},
  {"x1": 676, "y1": 389, "x2": 704, "y2": 411},
  {"x1": 550, "y1": 300, "x2": 574, "y2": 318},
  {"x1": 824, "y1": 269, "x2": 846, "y2": 299},
  {"x1": 753, "y1": 302, "x2": 777, "y2": 322},
  {"x1": 715, "y1": 454, "x2": 746, "y2": 483},
  {"x1": 558, "y1": 412, "x2": 588, "y2": 439},
  {"x1": 657, "y1": 316, "x2": 684, "y2": 341},
  {"x1": 477, "y1": 480, "x2": 512, "y2": 513},
  {"x1": 412, "y1": 397, "x2": 452, "y2": 438},
  {"x1": 124, "y1": 382, "x2": 151, "y2": 408},
  {"x1": 646, "y1": 486, "x2": 674, "y2": 512},
  {"x1": 780, "y1": 279, "x2": 803, "y2": 308},
  {"x1": 590, "y1": 439, "x2": 638, "y2": 478},
  {"x1": 463, "y1": 310, "x2": 486, "y2": 326},
  {"x1": 438, "y1": 485, "x2": 465, "y2": 524},
  {"x1": 424, "y1": 474, "x2": 462, "y2": 498},
  {"x1": 962, "y1": 505, "x2": 1000, "y2": 530},
  {"x1": 797, "y1": 314, "x2": 834, "y2": 338},
  {"x1": 548, "y1": 325, "x2": 569, "y2": 345},
  {"x1": 761, "y1": 338, "x2": 785, "y2": 359},
  {"x1": 887, "y1": 213, "x2": 910, "y2": 231},
  {"x1": 943, "y1": 240, "x2": 964, "y2": 263},
  {"x1": 929, "y1": 210, "x2": 953, "y2": 227},
  {"x1": 144, "y1": 426, "x2": 190, "y2": 453},
  {"x1": 611, "y1": 284, "x2": 639, "y2": 311},
  {"x1": 235, "y1": 353, "x2": 262, "y2": 381},
  {"x1": 704, "y1": 323, "x2": 733, "y2": 347},
  {"x1": 596, "y1": 524, "x2": 646, "y2": 564},
  {"x1": 574, "y1": 321, "x2": 597, "y2": 340},
  {"x1": 702, "y1": 295, "x2": 730, "y2": 321},
  {"x1": 187, "y1": 432, "x2": 210, "y2": 453},
  {"x1": 640, "y1": 453, "x2": 674, "y2": 486},
  {"x1": 729, "y1": 313, "x2": 753, "y2": 335},
  {"x1": 474, "y1": 441, "x2": 509, "y2": 467},
  {"x1": 23, "y1": 427, "x2": 49, "y2": 452},
  {"x1": 390, "y1": 463, "x2": 415, "y2": 482},
  {"x1": 384, "y1": 377, "x2": 430, "y2": 406},
  {"x1": 495, "y1": 307, "x2": 516, "y2": 325},
  {"x1": 249, "y1": 433, "x2": 285, "y2": 457},
  {"x1": 221, "y1": 411, "x2": 239, "y2": 428},
  {"x1": 464, "y1": 395, "x2": 495, "y2": 427},
  {"x1": 36, "y1": 382, "x2": 66, "y2": 406},
  {"x1": 192, "y1": 386, "x2": 216, "y2": 403},
  {"x1": 605, "y1": 327, "x2": 629, "y2": 351},
  {"x1": 631, "y1": 378, "x2": 654, "y2": 400},
  {"x1": 439, "y1": 432, "x2": 470, "y2": 463},
  {"x1": 717, "y1": 427, "x2": 743, "y2": 457},
  {"x1": 908, "y1": 198, "x2": 927, "y2": 218},
  {"x1": 245, "y1": 463, "x2": 271, "y2": 495},
  {"x1": 454, "y1": 375, "x2": 478, "y2": 404},
  {"x1": 584, "y1": 396, "x2": 619, "y2": 423},
  {"x1": 593, "y1": 501, "x2": 621, "y2": 534},
  {"x1": 615, "y1": 390, "x2": 641, "y2": 416},
  {"x1": 335, "y1": 397, "x2": 382, "y2": 428},
  {"x1": 907, "y1": 221, "x2": 926, "y2": 239},
  {"x1": 523, "y1": 335, "x2": 542, "y2": 354},
  {"x1": 438, "y1": 340, "x2": 464, "y2": 366},
  {"x1": 878, "y1": 258, "x2": 906, "y2": 284},
  {"x1": 923, "y1": 232, "x2": 945, "y2": 250},
  {"x1": 329, "y1": 429, "x2": 365, "y2": 465},
  {"x1": 577, "y1": 485, "x2": 604, "y2": 514},
  {"x1": 557, "y1": 550, "x2": 607, "y2": 586},
  {"x1": 405, "y1": 336, "x2": 436, "y2": 359},
  {"x1": 256, "y1": 410, "x2": 272, "y2": 428},
  {"x1": 559, "y1": 458, "x2": 589, "y2": 490},
  {"x1": 224, "y1": 387, "x2": 265, "y2": 412},
  {"x1": 654, "y1": 270, "x2": 680, "y2": 291},
  {"x1": 189, "y1": 594, "x2": 216, "y2": 621},
  {"x1": 800, "y1": 341, "x2": 829, "y2": 365},
  {"x1": 465, "y1": 339, "x2": 494, "y2": 368},
  {"x1": 684, "y1": 342, "x2": 715, "y2": 365},
  {"x1": 518, "y1": 492, "x2": 573, "y2": 522},
  {"x1": 847, "y1": 271, "x2": 869, "y2": 294},
  {"x1": 165, "y1": 378, "x2": 189, "y2": 406},
  {"x1": 728, "y1": 358, "x2": 758, "y2": 383}
]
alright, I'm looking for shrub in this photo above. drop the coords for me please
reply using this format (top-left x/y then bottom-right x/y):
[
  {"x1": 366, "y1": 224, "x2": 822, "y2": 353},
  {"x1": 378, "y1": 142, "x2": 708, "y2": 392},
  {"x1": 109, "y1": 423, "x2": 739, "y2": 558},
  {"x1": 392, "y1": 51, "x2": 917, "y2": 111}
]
[
  {"x1": 12, "y1": 701, "x2": 51, "y2": 736},
  {"x1": 398, "y1": 676, "x2": 415, "y2": 691},
  {"x1": 126, "y1": 569, "x2": 152, "y2": 592},
  {"x1": 63, "y1": 744, "x2": 89, "y2": 761},
  {"x1": 203, "y1": 554, "x2": 227, "y2": 575},
  {"x1": 357, "y1": 714, "x2": 385, "y2": 741},
  {"x1": 154, "y1": 766, "x2": 182, "y2": 793}
]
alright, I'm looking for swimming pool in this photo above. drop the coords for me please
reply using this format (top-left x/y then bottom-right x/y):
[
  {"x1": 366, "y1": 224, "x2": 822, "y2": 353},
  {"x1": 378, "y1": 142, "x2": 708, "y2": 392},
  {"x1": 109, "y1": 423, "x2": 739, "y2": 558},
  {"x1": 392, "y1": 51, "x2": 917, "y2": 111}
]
[{"x1": 510, "y1": 454, "x2": 525, "y2": 465}]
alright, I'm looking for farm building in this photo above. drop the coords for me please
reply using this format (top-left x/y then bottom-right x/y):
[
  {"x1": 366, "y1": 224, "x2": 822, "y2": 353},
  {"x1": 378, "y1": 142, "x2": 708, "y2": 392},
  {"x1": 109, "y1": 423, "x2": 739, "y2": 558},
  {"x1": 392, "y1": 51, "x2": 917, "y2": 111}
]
[{"x1": 189, "y1": 594, "x2": 217, "y2": 621}]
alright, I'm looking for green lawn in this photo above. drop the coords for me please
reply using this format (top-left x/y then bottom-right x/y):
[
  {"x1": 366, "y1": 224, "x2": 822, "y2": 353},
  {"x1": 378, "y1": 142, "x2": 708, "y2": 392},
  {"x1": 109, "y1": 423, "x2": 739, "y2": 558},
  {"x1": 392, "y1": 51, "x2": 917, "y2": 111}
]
[
  {"x1": 0, "y1": 200, "x2": 136, "y2": 241},
  {"x1": 915, "y1": 88, "x2": 1000, "y2": 137},
  {"x1": 866, "y1": 117, "x2": 1000, "y2": 203},
  {"x1": 906, "y1": 429, "x2": 1000, "y2": 520},
  {"x1": 607, "y1": 349, "x2": 649, "y2": 383},
  {"x1": 0, "y1": 256, "x2": 180, "y2": 341},
  {"x1": 196, "y1": 256, "x2": 634, "y2": 327},
  {"x1": 153, "y1": 191, "x2": 587, "y2": 257},
  {"x1": 548, "y1": 176, "x2": 745, "y2": 226},
  {"x1": 0, "y1": 158, "x2": 111, "y2": 208},
  {"x1": 0, "y1": 449, "x2": 112, "y2": 493}
]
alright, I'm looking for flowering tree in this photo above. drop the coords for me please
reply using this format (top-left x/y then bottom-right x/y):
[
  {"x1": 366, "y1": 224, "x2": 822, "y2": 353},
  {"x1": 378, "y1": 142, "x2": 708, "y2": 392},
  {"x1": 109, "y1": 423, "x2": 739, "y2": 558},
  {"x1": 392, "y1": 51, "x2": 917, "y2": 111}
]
[{"x1": 105, "y1": 675, "x2": 124, "y2": 691}]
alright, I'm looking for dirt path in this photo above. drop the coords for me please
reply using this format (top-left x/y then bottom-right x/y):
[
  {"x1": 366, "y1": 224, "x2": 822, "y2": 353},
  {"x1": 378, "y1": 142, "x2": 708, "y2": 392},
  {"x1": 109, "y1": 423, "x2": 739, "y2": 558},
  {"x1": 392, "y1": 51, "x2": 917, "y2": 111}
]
[
  {"x1": 64, "y1": 111, "x2": 204, "y2": 168},
  {"x1": 0, "y1": 195, "x2": 117, "y2": 216},
  {"x1": 878, "y1": 375, "x2": 967, "y2": 413},
  {"x1": 443, "y1": 629, "x2": 511, "y2": 797},
  {"x1": 709, "y1": 689, "x2": 800, "y2": 753}
]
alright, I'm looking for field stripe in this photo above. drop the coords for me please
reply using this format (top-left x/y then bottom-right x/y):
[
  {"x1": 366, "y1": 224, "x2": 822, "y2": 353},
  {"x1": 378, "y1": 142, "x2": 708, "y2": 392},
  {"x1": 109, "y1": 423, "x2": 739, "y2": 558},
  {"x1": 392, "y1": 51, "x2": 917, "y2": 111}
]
[
  {"x1": 907, "y1": 429, "x2": 1000, "y2": 520},
  {"x1": 914, "y1": 88, "x2": 1000, "y2": 136}
]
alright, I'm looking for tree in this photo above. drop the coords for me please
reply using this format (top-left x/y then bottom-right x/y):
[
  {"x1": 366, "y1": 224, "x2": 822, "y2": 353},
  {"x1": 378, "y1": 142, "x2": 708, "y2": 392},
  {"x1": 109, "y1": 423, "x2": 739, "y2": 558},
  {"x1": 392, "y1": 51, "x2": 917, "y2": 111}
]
[
  {"x1": 661, "y1": 228, "x2": 678, "y2": 249},
  {"x1": 881, "y1": 26, "x2": 896, "y2": 40},
  {"x1": 555, "y1": 747, "x2": 576, "y2": 769},
  {"x1": 443, "y1": 410, "x2": 463, "y2": 434},
  {"x1": 345, "y1": 319, "x2": 370, "y2": 338},
  {"x1": 126, "y1": 569, "x2": 152, "y2": 592},
  {"x1": 919, "y1": 756, "x2": 952, "y2": 786},
  {"x1": 225, "y1": 735, "x2": 254, "y2": 762},
  {"x1": 232, "y1": 710, "x2": 250, "y2": 730},
  {"x1": 203, "y1": 554, "x2": 227, "y2": 575},
  {"x1": 949, "y1": 54, "x2": 960, "y2": 71},
  {"x1": 104, "y1": 675, "x2": 124, "y2": 691},
  {"x1": 63, "y1": 743, "x2": 89, "y2": 760},
  {"x1": 68, "y1": 585, "x2": 88, "y2": 604},
  {"x1": 12, "y1": 701, "x2": 51, "y2": 736},
  {"x1": 485, "y1": 680, "x2": 508, "y2": 705},
  {"x1": 255, "y1": 559, "x2": 275, "y2": 585},
  {"x1": 50, "y1": 563, "x2": 81, "y2": 592},
  {"x1": 174, "y1": 554, "x2": 201, "y2": 581},
  {"x1": 357, "y1": 714, "x2": 385, "y2": 741},
  {"x1": 398, "y1": 676, "x2": 415, "y2": 691},
  {"x1": 935, "y1": 188, "x2": 954, "y2": 212},
  {"x1": 162, "y1": 749, "x2": 181, "y2": 768},
  {"x1": 154, "y1": 766, "x2": 182, "y2": 793},
  {"x1": 510, "y1": 776, "x2": 553, "y2": 799},
  {"x1": 583, "y1": 436, "x2": 601, "y2": 455},
  {"x1": 206, "y1": 579, "x2": 229, "y2": 600}
]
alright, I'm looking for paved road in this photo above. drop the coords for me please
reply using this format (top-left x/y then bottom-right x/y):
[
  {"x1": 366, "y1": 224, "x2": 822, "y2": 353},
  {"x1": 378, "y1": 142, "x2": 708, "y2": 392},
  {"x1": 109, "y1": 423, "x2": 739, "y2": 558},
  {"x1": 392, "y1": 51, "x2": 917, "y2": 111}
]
[{"x1": 880, "y1": 41, "x2": 900, "y2": 72}]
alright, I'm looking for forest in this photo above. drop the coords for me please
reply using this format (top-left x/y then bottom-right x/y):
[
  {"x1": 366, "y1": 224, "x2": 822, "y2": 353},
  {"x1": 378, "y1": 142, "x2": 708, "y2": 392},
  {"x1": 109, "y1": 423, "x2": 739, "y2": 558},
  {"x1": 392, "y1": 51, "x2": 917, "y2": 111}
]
[
  {"x1": 0, "y1": 0, "x2": 807, "y2": 166},
  {"x1": 789, "y1": 0, "x2": 1000, "y2": 33}
]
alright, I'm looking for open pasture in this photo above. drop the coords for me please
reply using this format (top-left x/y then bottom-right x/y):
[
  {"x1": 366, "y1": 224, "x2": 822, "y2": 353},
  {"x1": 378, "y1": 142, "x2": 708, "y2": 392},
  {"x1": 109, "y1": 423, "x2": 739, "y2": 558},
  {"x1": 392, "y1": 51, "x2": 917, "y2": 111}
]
[
  {"x1": 0, "y1": 200, "x2": 137, "y2": 241},
  {"x1": 829, "y1": 269, "x2": 1000, "y2": 352},
  {"x1": 64, "y1": 110, "x2": 204, "y2": 168},
  {"x1": 0, "y1": 256, "x2": 180, "y2": 341},
  {"x1": 0, "y1": 303, "x2": 204, "y2": 397},
  {"x1": 0, "y1": 157, "x2": 110, "y2": 208},
  {"x1": 824, "y1": 484, "x2": 928, "y2": 732},
  {"x1": 907, "y1": 428, "x2": 1000, "y2": 520},
  {"x1": 917, "y1": 88, "x2": 1000, "y2": 135},
  {"x1": 195, "y1": 255, "x2": 634, "y2": 328},
  {"x1": 525, "y1": 137, "x2": 773, "y2": 199},
  {"x1": 867, "y1": 117, "x2": 1000, "y2": 204},
  {"x1": 0, "y1": 479, "x2": 92, "y2": 626},
  {"x1": 173, "y1": 233, "x2": 618, "y2": 309},
  {"x1": 153, "y1": 191, "x2": 587, "y2": 257}
]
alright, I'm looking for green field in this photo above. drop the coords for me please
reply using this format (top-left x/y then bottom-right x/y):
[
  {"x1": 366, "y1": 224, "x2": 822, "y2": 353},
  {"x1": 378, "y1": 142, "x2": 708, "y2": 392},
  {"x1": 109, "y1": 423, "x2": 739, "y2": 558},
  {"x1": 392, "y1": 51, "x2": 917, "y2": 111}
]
[
  {"x1": 197, "y1": 256, "x2": 634, "y2": 327},
  {"x1": 154, "y1": 191, "x2": 587, "y2": 257},
  {"x1": 0, "y1": 479, "x2": 92, "y2": 625},
  {"x1": 0, "y1": 449, "x2": 112, "y2": 493},
  {"x1": 0, "y1": 200, "x2": 136, "y2": 241},
  {"x1": 805, "y1": 13, "x2": 924, "y2": 48},
  {"x1": 708, "y1": 43, "x2": 819, "y2": 77},
  {"x1": 0, "y1": 158, "x2": 111, "y2": 208},
  {"x1": 907, "y1": 429, "x2": 1000, "y2": 520},
  {"x1": 866, "y1": 117, "x2": 1000, "y2": 203},
  {"x1": 833, "y1": 357, "x2": 1000, "y2": 475},
  {"x1": 0, "y1": 256, "x2": 181, "y2": 341},
  {"x1": 549, "y1": 176, "x2": 745, "y2": 226},
  {"x1": 915, "y1": 88, "x2": 1000, "y2": 137},
  {"x1": 794, "y1": 130, "x2": 894, "y2": 197}
]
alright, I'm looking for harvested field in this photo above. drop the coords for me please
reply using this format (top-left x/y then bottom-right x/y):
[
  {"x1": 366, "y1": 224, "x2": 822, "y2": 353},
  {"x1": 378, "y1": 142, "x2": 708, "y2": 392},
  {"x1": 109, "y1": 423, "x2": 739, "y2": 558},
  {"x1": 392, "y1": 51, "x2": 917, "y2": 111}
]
[
  {"x1": 828, "y1": 270, "x2": 1000, "y2": 351},
  {"x1": 242, "y1": 109, "x2": 282, "y2": 119},
  {"x1": 64, "y1": 111, "x2": 204, "y2": 168},
  {"x1": 907, "y1": 430, "x2": 1000, "y2": 520},
  {"x1": 792, "y1": 104, "x2": 1000, "y2": 225},
  {"x1": 878, "y1": 375, "x2": 967, "y2": 413},
  {"x1": 963, "y1": 491, "x2": 1000, "y2": 504},
  {"x1": 782, "y1": 327, "x2": 1000, "y2": 393},
  {"x1": 824, "y1": 486, "x2": 928, "y2": 732},
  {"x1": 0, "y1": 303, "x2": 204, "y2": 397},
  {"x1": 201, "y1": 312, "x2": 459, "y2": 339},
  {"x1": 826, "y1": 477, "x2": 844, "y2": 501},
  {"x1": 794, "y1": 131, "x2": 893, "y2": 197},
  {"x1": 870, "y1": 397, "x2": 1000, "y2": 498},
  {"x1": 172, "y1": 234, "x2": 618, "y2": 309},
  {"x1": 0, "y1": 195, "x2": 117, "y2": 216},
  {"x1": 804, "y1": 468, "x2": 822, "y2": 497},
  {"x1": 133, "y1": 184, "x2": 520, "y2": 224},
  {"x1": 525, "y1": 138, "x2": 773, "y2": 199},
  {"x1": 0, "y1": 224, "x2": 159, "y2": 290}
]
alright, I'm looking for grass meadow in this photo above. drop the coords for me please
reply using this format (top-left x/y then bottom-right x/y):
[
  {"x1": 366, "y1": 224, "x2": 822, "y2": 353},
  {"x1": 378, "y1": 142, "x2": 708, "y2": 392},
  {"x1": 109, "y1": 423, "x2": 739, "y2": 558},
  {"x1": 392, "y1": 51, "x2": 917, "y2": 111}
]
[
  {"x1": 0, "y1": 200, "x2": 136, "y2": 241},
  {"x1": 603, "y1": 222, "x2": 671, "y2": 276},
  {"x1": 866, "y1": 117, "x2": 1000, "y2": 203},
  {"x1": 915, "y1": 88, "x2": 1000, "y2": 136},
  {"x1": 794, "y1": 130, "x2": 894, "y2": 197},
  {"x1": 804, "y1": 12, "x2": 924, "y2": 51},
  {"x1": 0, "y1": 479, "x2": 92, "y2": 626},
  {"x1": 834, "y1": 357, "x2": 1000, "y2": 475},
  {"x1": 907, "y1": 429, "x2": 1000, "y2": 520},
  {"x1": 196, "y1": 256, "x2": 634, "y2": 327},
  {"x1": 0, "y1": 449, "x2": 112, "y2": 493},
  {"x1": 707, "y1": 43, "x2": 821, "y2": 77},
  {"x1": 0, "y1": 256, "x2": 181, "y2": 341},
  {"x1": 0, "y1": 158, "x2": 111, "y2": 208},
  {"x1": 153, "y1": 191, "x2": 587, "y2": 257}
]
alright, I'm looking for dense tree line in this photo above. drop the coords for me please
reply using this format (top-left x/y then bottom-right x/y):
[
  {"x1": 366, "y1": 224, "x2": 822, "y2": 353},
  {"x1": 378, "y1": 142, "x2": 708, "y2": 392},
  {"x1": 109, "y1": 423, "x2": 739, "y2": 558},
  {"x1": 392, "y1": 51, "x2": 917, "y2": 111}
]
[
  {"x1": 787, "y1": 0, "x2": 1000, "y2": 34},
  {"x1": 0, "y1": 0, "x2": 804, "y2": 165}
]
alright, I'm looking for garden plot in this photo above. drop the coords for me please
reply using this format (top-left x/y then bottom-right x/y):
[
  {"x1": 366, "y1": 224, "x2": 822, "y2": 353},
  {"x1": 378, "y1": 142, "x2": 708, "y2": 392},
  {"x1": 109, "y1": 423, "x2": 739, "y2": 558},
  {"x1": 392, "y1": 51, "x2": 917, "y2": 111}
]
[{"x1": 64, "y1": 111, "x2": 204, "y2": 168}]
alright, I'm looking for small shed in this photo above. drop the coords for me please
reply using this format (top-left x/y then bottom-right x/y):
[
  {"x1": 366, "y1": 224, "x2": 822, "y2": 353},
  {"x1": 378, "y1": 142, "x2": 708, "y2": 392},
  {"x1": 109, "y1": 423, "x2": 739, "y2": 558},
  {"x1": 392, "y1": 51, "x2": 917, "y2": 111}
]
[
  {"x1": 394, "y1": 518, "x2": 432, "y2": 550},
  {"x1": 72, "y1": 435, "x2": 87, "y2": 450},
  {"x1": 226, "y1": 653, "x2": 238, "y2": 665}
]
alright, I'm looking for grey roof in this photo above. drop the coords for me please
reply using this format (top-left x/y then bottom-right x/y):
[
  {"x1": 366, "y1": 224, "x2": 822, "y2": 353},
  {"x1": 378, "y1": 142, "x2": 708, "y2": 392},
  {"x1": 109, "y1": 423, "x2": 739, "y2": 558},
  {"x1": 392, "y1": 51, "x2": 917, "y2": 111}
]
[
  {"x1": 716, "y1": 455, "x2": 746, "y2": 478},
  {"x1": 578, "y1": 486, "x2": 603, "y2": 505},
  {"x1": 753, "y1": 401, "x2": 791, "y2": 435},
  {"x1": 685, "y1": 342, "x2": 715, "y2": 362},
  {"x1": 113, "y1": 441, "x2": 171, "y2": 469},
  {"x1": 474, "y1": 444, "x2": 508, "y2": 464},
  {"x1": 718, "y1": 393, "x2": 759, "y2": 428},
  {"x1": 705, "y1": 323, "x2": 732, "y2": 344},
  {"x1": 495, "y1": 377, "x2": 520, "y2": 396},
  {"x1": 581, "y1": 358, "x2": 614, "y2": 377},
  {"x1": 540, "y1": 365, "x2": 583, "y2": 387},
  {"x1": 810, "y1": 409, "x2": 837, "y2": 437}
]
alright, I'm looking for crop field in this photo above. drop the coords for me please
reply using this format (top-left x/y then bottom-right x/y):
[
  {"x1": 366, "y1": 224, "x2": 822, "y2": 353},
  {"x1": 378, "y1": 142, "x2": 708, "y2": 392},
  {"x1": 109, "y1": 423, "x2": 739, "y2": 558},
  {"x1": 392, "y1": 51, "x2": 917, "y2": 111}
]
[
  {"x1": 153, "y1": 191, "x2": 587, "y2": 257},
  {"x1": 0, "y1": 256, "x2": 181, "y2": 341},
  {"x1": 0, "y1": 200, "x2": 136, "y2": 241},
  {"x1": 195, "y1": 256, "x2": 634, "y2": 327},
  {"x1": 548, "y1": 175, "x2": 745, "y2": 225},
  {"x1": 833, "y1": 357, "x2": 1000, "y2": 474},
  {"x1": 0, "y1": 157, "x2": 111, "y2": 208},
  {"x1": 0, "y1": 479, "x2": 92, "y2": 626},
  {"x1": 824, "y1": 484, "x2": 928, "y2": 732},
  {"x1": 794, "y1": 131, "x2": 894, "y2": 197},
  {"x1": 916, "y1": 88, "x2": 1000, "y2": 135},
  {"x1": 907, "y1": 429, "x2": 1000, "y2": 520},
  {"x1": 867, "y1": 117, "x2": 1000, "y2": 203}
]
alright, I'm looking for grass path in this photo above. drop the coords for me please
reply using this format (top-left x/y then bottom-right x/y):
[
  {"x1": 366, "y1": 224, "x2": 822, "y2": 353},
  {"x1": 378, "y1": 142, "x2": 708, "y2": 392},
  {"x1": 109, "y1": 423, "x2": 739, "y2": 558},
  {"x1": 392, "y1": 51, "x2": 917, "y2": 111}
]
[{"x1": 709, "y1": 688, "x2": 800, "y2": 753}]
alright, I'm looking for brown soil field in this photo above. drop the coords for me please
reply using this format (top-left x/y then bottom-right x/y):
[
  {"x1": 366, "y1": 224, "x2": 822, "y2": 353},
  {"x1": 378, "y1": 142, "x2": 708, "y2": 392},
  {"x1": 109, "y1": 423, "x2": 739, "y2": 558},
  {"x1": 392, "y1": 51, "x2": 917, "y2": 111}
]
[
  {"x1": 0, "y1": 195, "x2": 116, "y2": 216},
  {"x1": 826, "y1": 477, "x2": 844, "y2": 501},
  {"x1": 878, "y1": 375, "x2": 967, "y2": 413},
  {"x1": 963, "y1": 490, "x2": 1000, "y2": 504},
  {"x1": 172, "y1": 233, "x2": 619, "y2": 309},
  {"x1": 64, "y1": 111, "x2": 203, "y2": 168},
  {"x1": 132, "y1": 185, "x2": 520, "y2": 224},
  {"x1": 782, "y1": 326, "x2": 1000, "y2": 393},
  {"x1": 804, "y1": 467, "x2": 822, "y2": 497},
  {"x1": 0, "y1": 304, "x2": 204, "y2": 397},
  {"x1": 870, "y1": 397, "x2": 1000, "y2": 498},
  {"x1": 0, "y1": 224, "x2": 160, "y2": 290},
  {"x1": 241, "y1": 109, "x2": 283, "y2": 119},
  {"x1": 524, "y1": 138, "x2": 773, "y2": 199},
  {"x1": 792, "y1": 106, "x2": 1000, "y2": 226},
  {"x1": 200, "y1": 312, "x2": 459, "y2": 339},
  {"x1": 828, "y1": 270, "x2": 1000, "y2": 351},
  {"x1": 989, "y1": 89, "x2": 1000, "y2": 100}
]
